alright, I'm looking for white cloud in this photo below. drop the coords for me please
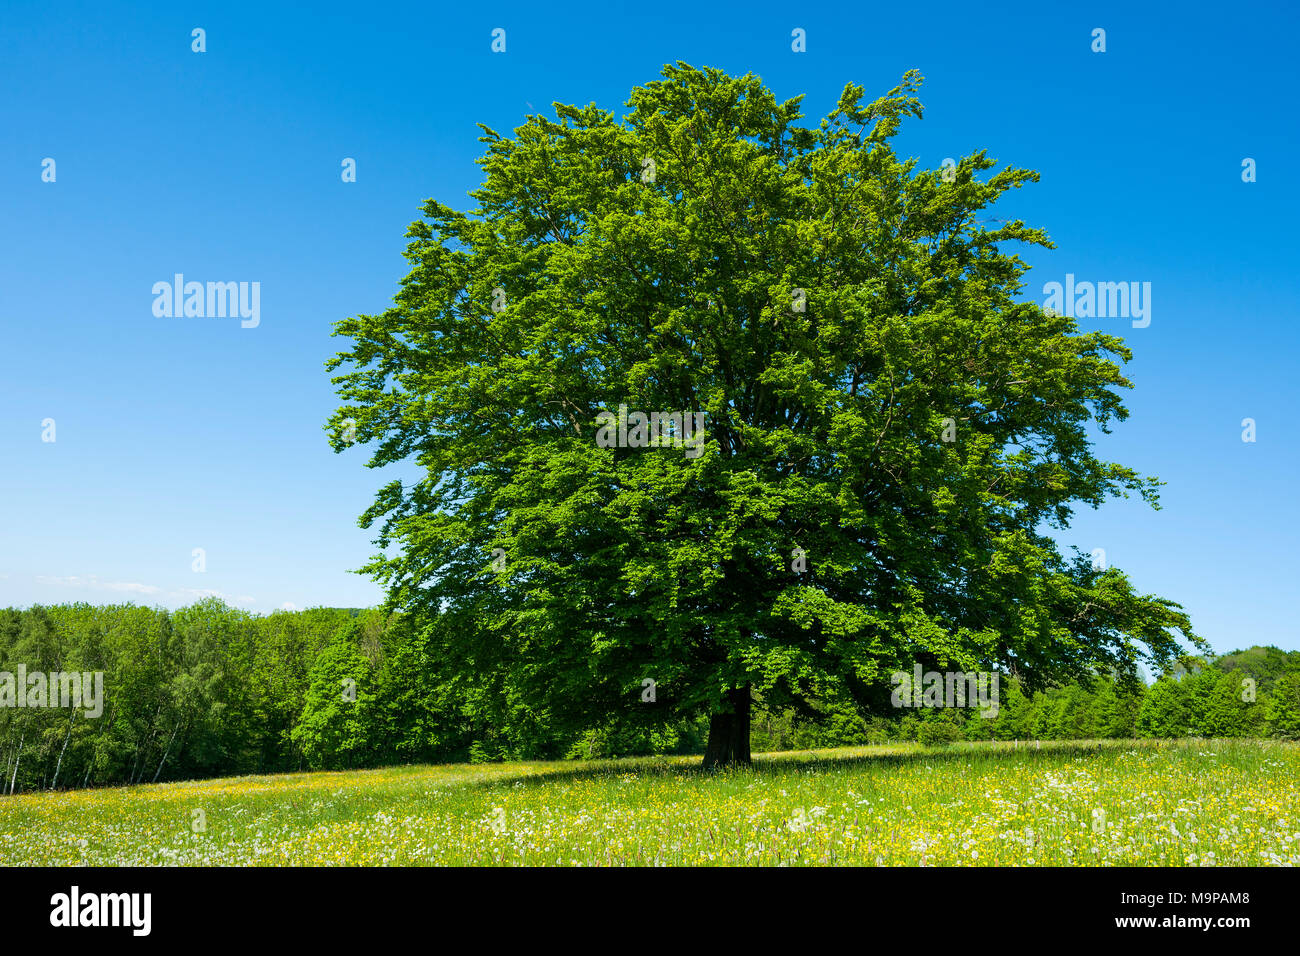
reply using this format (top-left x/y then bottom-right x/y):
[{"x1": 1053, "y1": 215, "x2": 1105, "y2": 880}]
[
  {"x1": 35, "y1": 576, "x2": 254, "y2": 607},
  {"x1": 36, "y1": 574, "x2": 163, "y2": 595},
  {"x1": 175, "y1": 587, "x2": 226, "y2": 600},
  {"x1": 175, "y1": 588, "x2": 256, "y2": 606}
]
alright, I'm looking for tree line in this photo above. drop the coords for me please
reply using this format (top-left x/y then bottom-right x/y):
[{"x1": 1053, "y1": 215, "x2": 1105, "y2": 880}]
[
  {"x1": 2, "y1": 599, "x2": 1297, "y2": 793},
  {"x1": 752, "y1": 646, "x2": 1300, "y2": 751}
]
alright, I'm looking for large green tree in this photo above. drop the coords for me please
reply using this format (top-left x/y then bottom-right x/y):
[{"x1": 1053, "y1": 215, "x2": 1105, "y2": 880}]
[{"x1": 327, "y1": 64, "x2": 1200, "y2": 768}]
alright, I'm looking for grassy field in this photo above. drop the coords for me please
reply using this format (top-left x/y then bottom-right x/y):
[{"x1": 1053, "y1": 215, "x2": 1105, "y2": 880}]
[{"x1": 2, "y1": 739, "x2": 1297, "y2": 866}]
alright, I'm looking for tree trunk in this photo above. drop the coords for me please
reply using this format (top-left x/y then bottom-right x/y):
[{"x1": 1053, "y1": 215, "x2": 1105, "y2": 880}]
[
  {"x1": 153, "y1": 720, "x2": 183, "y2": 783},
  {"x1": 51, "y1": 712, "x2": 74, "y2": 790},
  {"x1": 702, "y1": 685, "x2": 752, "y2": 769},
  {"x1": 8, "y1": 727, "x2": 25, "y2": 795}
]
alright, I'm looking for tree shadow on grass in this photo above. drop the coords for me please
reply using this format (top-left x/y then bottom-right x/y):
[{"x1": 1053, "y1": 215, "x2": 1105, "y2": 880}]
[{"x1": 455, "y1": 738, "x2": 1160, "y2": 793}]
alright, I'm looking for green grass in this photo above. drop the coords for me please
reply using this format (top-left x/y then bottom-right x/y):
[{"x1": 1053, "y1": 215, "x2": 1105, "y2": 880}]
[{"x1": 2, "y1": 739, "x2": 1297, "y2": 865}]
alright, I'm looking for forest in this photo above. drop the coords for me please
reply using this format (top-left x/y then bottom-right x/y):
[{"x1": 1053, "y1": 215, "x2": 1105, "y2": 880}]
[{"x1": 2, "y1": 599, "x2": 1297, "y2": 793}]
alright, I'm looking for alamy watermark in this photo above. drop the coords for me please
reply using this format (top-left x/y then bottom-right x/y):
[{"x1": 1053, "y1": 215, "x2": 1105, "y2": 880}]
[
  {"x1": 1042, "y1": 274, "x2": 1150, "y2": 328},
  {"x1": 50, "y1": 886, "x2": 150, "y2": 936},
  {"x1": 891, "y1": 664, "x2": 999, "y2": 718},
  {"x1": 0, "y1": 667, "x2": 103, "y2": 718},
  {"x1": 595, "y1": 404, "x2": 706, "y2": 458},
  {"x1": 152, "y1": 274, "x2": 260, "y2": 328}
]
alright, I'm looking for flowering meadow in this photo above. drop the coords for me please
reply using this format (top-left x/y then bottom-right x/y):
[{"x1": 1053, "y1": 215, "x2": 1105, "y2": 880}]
[{"x1": 2, "y1": 739, "x2": 1297, "y2": 866}]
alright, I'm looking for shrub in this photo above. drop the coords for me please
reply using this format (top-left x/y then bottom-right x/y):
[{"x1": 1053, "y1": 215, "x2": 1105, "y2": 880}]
[{"x1": 918, "y1": 720, "x2": 962, "y2": 748}]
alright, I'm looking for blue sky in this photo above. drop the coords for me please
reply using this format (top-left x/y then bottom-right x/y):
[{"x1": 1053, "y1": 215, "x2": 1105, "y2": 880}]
[{"x1": 1, "y1": 1, "x2": 1296, "y2": 657}]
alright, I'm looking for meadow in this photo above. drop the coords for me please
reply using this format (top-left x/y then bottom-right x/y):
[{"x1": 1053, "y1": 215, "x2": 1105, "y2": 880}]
[{"x1": 2, "y1": 739, "x2": 1297, "y2": 866}]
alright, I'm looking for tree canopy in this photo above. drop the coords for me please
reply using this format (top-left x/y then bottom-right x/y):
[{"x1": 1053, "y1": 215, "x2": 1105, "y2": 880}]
[{"x1": 326, "y1": 63, "x2": 1201, "y2": 767}]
